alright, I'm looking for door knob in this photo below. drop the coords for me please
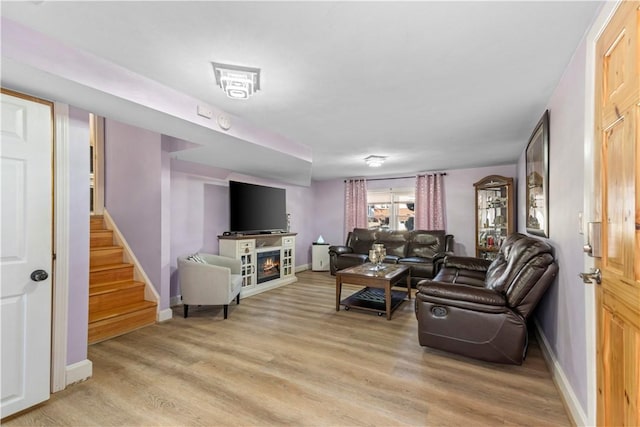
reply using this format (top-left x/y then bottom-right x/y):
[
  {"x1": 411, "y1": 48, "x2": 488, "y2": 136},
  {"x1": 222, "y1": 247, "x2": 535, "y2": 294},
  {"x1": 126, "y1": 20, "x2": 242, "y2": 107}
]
[
  {"x1": 579, "y1": 268, "x2": 601, "y2": 285},
  {"x1": 30, "y1": 269, "x2": 49, "y2": 282}
]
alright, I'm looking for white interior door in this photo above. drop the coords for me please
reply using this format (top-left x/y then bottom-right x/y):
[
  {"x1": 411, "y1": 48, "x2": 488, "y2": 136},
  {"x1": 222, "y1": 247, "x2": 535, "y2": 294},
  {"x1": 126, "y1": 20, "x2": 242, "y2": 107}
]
[{"x1": 1, "y1": 90, "x2": 53, "y2": 418}]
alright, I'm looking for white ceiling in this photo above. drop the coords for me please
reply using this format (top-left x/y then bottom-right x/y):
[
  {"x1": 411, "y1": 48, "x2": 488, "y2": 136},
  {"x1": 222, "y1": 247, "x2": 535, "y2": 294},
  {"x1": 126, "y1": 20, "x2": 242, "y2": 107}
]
[{"x1": 1, "y1": 1, "x2": 601, "y2": 184}]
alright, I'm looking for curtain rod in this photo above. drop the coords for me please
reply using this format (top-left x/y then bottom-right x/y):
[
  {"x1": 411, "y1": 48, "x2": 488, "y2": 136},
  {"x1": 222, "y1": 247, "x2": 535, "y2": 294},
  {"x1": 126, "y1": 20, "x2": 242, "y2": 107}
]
[{"x1": 344, "y1": 172, "x2": 447, "y2": 183}]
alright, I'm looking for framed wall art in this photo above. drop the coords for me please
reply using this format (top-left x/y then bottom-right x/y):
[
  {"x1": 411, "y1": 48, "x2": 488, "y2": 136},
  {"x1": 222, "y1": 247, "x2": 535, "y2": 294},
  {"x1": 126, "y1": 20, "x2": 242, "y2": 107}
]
[{"x1": 525, "y1": 110, "x2": 550, "y2": 237}]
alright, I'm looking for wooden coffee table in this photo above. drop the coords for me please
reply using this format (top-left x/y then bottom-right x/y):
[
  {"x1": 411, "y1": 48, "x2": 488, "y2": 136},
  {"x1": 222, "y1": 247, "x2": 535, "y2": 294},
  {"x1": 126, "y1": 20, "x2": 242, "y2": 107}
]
[{"x1": 335, "y1": 263, "x2": 411, "y2": 320}]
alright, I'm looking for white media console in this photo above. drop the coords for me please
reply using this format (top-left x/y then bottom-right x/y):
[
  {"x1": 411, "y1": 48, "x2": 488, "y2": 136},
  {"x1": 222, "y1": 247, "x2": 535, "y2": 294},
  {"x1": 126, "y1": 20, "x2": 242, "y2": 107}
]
[{"x1": 218, "y1": 233, "x2": 297, "y2": 298}]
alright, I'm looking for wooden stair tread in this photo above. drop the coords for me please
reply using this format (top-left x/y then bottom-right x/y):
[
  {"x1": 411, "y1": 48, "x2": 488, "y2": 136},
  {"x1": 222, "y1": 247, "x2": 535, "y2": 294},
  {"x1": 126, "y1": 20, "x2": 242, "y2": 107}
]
[
  {"x1": 90, "y1": 245, "x2": 121, "y2": 252},
  {"x1": 89, "y1": 300, "x2": 157, "y2": 323},
  {"x1": 90, "y1": 229, "x2": 112, "y2": 235},
  {"x1": 90, "y1": 246, "x2": 125, "y2": 268},
  {"x1": 90, "y1": 280, "x2": 144, "y2": 295},
  {"x1": 88, "y1": 304, "x2": 156, "y2": 344},
  {"x1": 90, "y1": 230, "x2": 114, "y2": 248},
  {"x1": 90, "y1": 263, "x2": 133, "y2": 273},
  {"x1": 90, "y1": 217, "x2": 105, "y2": 229}
]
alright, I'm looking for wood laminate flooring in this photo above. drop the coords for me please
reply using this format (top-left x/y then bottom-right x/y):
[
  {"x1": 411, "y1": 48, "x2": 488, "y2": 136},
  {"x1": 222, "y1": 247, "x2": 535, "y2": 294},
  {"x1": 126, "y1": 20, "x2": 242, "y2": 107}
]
[{"x1": 4, "y1": 270, "x2": 571, "y2": 426}]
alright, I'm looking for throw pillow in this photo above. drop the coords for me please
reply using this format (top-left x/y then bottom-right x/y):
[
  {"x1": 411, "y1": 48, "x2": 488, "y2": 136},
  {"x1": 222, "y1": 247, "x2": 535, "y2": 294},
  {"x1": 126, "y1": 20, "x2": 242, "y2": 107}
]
[{"x1": 187, "y1": 253, "x2": 206, "y2": 263}]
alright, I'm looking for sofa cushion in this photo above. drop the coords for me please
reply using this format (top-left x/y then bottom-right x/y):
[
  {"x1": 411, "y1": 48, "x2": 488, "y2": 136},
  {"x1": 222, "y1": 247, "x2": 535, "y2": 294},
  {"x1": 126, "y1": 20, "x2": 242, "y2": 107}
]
[
  {"x1": 383, "y1": 255, "x2": 400, "y2": 264},
  {"x1": 379, "y1": 240, "x2": 408, "y2": 257},
  {"x1": 349, "y1": 228, "x2": 377, "y2": 255},
  {"x1": 375, "y1": 230, "x2": 409, "y2": 257},
  {"x1": 407, "y1": 231, "x2": 446, "y2": 258}
]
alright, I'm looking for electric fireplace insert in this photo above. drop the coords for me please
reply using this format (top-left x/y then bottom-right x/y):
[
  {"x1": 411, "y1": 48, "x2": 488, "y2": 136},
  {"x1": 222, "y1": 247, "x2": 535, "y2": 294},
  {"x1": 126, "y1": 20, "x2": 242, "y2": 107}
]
[{"x1": 257, "y1": 249, "x2": 281, "y2": 284}]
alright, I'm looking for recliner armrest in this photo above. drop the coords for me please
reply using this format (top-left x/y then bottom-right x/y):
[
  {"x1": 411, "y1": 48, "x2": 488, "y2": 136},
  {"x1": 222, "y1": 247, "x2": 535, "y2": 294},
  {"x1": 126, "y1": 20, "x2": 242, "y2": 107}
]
[
  {"x1": 443, "y1": 256, "x2": 492, "y2": 272},
  {"x1": 417, "y1": 282, "x2": 506, "y2": 306},
  {"x1": 328, "y1": 245, "x2": 353, "y2": 256},
  {"x1": 444, "y1": 234, "x2": 455, "y2": 253},
  {"x1": 432, "y1": 251, "x2": 454, "y2": 275}
]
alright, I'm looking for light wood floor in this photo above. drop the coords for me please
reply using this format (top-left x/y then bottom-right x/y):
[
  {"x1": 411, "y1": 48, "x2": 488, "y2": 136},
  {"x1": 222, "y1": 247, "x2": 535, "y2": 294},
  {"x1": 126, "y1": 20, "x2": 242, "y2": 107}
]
[{"x1": 5, "y1": 270, "x2": 570, "y2": 426}]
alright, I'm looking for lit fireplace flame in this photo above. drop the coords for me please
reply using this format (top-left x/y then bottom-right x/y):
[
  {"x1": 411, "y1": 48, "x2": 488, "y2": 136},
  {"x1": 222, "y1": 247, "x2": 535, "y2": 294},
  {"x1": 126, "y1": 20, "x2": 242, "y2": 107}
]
[{"x1": 262, "y1": 257, "x2": 279, "y2": 272}]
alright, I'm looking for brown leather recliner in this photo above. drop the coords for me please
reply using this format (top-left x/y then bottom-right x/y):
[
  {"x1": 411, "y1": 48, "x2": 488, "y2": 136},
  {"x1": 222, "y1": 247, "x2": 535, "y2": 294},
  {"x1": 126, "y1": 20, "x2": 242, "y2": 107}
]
[{"x1": 415, "y1": 232, "x2": 558, "y2": 364}]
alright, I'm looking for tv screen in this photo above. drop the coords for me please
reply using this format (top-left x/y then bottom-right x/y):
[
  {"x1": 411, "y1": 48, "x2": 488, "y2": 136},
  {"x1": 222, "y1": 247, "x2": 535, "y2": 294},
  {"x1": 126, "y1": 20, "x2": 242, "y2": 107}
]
[{"x1": 229, "y1": 181, "x2": 287, "y2": 233}]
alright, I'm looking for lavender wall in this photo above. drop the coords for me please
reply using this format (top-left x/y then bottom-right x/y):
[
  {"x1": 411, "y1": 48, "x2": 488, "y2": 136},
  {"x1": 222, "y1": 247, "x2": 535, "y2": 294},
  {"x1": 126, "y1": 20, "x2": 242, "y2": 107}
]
[
  {"x1": 160, "y1": 150, "x2": 171, "y2": 311},
  {"x1": 278, "y1": 178, "x2": 315, "y2": 266},
  {"x1": 518, "y1": 35, "x2": 589, "y2": 411},
  {"x1": 104, "y1": 119, "x2": 168, "y2": 308},
  {"x1": 66, "y1": 107, "x2": 90, "y2": 364},
  {"x1": 169, "y1": 168, "x2": 228, "y2": 298},
  {"x1": 312, "y1": 179, "x2": 346, "y2": 247}
]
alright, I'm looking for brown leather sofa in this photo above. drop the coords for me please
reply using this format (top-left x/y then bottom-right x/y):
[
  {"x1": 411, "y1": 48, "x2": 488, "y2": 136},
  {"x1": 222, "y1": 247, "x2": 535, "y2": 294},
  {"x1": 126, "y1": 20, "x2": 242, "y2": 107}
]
[
  {"x1": 328, "y1": 228, "x2": 454, "y2": 286},
  {"x1": 415, "y1": 232, "x2": 558, "y2": 364}
]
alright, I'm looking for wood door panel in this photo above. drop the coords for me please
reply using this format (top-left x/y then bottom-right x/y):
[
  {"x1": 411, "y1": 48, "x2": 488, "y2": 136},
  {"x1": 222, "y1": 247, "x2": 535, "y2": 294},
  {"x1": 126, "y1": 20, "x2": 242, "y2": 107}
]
[
  {"x1": 595, "y1": 2, "x2": 640, "y2": 425},
  {"x1": 600, "y1": 305, "x2": 640, "y2": 426},
  {"x1": 602, "y1": 115, "x2": 628, "y2": 273},
  {"x1": 603, "y1": 285, "x2": 640, "y2": 331},
  {"x1": 624, "y1": 326, "x2": 640, "y2": 425},
  {"x1": 603, "y1": 106, "x2": 637, "y2": 278},
  {"x1": 600, "y1": 3, "x2": 639, "y2": 126},
  {"x1": 636, "y1": 104, "x2": 640, "y2": 282},
  {"x1": 600, "y1": 308, "x2": 624, "y2": 427}
]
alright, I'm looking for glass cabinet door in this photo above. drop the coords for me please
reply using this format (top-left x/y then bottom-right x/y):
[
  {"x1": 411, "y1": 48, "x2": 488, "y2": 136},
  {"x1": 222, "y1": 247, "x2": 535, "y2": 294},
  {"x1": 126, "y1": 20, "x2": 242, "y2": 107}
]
[{"x1": 474, "y1": 175, "x2": 515, "y2": 260}]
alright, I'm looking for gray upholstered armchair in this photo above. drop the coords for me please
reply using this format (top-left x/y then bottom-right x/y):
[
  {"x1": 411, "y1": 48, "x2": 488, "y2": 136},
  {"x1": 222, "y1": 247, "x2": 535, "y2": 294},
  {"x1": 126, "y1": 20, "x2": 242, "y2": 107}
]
[{"x1": 177, "y1": 253, "x2": 242, "y2": 319}]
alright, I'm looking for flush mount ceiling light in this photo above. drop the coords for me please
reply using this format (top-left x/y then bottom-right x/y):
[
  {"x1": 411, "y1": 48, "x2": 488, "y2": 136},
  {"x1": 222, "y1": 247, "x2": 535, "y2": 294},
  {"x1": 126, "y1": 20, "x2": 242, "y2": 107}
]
[
  {"x1": 365, "y1": 155, "x2": 386, "y2": 167},
  {"x1": 212, "y1": 62, "x2": 261, "y2": 100}
]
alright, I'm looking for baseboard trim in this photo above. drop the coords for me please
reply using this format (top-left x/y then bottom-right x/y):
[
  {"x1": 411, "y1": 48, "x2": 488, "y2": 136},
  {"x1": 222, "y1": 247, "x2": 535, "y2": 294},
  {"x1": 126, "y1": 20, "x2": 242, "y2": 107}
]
[
  {"x1": 65, "y1": 359, "x2": 93, "y2": 387},
  {"x1": 295, "y1": 264, "x2": 310, "y2": 273},
  {"x1": 157, "y1": 308, "x2": 173, "y2": 322},
  {"x1": 533, "y1": 319, "x2": 587, "y2": 427}
]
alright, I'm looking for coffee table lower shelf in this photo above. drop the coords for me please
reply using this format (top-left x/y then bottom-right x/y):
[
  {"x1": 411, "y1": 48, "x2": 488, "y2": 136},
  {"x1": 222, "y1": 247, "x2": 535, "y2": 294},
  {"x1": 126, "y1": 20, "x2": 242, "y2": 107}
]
[{"x1": 340, "y1": 287, "x2": 407, "y2": 317}]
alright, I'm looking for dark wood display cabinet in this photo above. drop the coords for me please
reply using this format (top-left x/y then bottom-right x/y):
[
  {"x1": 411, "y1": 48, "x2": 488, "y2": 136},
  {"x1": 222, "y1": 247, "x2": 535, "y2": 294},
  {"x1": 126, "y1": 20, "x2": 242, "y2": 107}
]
[{"x1": 474, "y1": 175, "x2": 515, "y2": 260}]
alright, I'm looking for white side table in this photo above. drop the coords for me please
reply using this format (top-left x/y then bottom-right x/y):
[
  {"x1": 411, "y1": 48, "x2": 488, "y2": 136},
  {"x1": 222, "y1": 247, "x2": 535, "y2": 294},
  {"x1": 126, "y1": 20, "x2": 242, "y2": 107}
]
[{"x1": 312, "y1": 243, "x2": 330, "y2": 271}]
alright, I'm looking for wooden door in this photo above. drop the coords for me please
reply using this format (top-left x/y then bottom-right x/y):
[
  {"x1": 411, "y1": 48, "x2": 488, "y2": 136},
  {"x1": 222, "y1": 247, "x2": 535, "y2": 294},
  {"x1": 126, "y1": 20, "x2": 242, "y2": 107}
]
[
  {"x1": 594, "y1": 2, "x2": 640, "y2": 425},
  {"x1": 0, "y1": 89, "x2": 53, "y2": 417}
]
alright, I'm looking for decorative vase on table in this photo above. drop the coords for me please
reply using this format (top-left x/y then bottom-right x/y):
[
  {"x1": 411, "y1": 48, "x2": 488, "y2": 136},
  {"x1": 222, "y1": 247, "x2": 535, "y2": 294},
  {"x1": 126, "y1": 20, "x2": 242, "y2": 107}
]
[
  {"x1": 368, "y1": 249, "x2": 379, "y2": 269},
  {"x1": 370, "y1": 244, "x2": 386, "y2": 271}
]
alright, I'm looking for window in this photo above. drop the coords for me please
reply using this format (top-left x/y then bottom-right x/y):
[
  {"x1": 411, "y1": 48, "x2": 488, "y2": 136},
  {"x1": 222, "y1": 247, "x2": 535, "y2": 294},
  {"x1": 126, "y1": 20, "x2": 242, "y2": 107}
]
[{"x1": 367, "y1": 188, "x2": 415, "y2": 231}]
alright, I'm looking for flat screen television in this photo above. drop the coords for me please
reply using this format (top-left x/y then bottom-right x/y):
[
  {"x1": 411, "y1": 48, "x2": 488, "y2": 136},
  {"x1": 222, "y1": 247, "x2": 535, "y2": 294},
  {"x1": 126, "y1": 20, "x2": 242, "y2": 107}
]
[{"x1": 229, "y1": 181, "x2": 287, "y2": 234}]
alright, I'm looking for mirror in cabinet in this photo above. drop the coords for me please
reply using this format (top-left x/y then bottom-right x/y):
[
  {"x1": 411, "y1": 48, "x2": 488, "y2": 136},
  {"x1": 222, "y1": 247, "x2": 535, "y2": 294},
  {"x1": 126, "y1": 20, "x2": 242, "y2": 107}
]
[{"x1": 474, "y1": 175, "x2": 515, "y2": 260}]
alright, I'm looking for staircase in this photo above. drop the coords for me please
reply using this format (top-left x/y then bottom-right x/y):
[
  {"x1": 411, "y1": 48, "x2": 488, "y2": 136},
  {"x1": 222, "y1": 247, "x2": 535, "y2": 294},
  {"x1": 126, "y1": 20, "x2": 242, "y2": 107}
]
[{"x1": 89, "y1": 215, "x2": 157, "y2": 344}]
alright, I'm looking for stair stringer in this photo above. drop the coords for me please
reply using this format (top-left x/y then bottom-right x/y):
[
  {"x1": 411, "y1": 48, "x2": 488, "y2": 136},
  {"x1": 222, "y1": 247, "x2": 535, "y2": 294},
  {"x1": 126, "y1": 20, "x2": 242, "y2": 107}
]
[{"x1": 102, "y1": 209, "x2": 166, "y2": 321}]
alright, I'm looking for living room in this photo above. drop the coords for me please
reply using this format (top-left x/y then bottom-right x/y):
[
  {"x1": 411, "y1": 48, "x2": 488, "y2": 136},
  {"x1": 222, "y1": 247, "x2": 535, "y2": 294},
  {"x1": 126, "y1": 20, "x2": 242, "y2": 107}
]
[{"x1": 2, "y1": 1, "x2": 638, "y2": 425}]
